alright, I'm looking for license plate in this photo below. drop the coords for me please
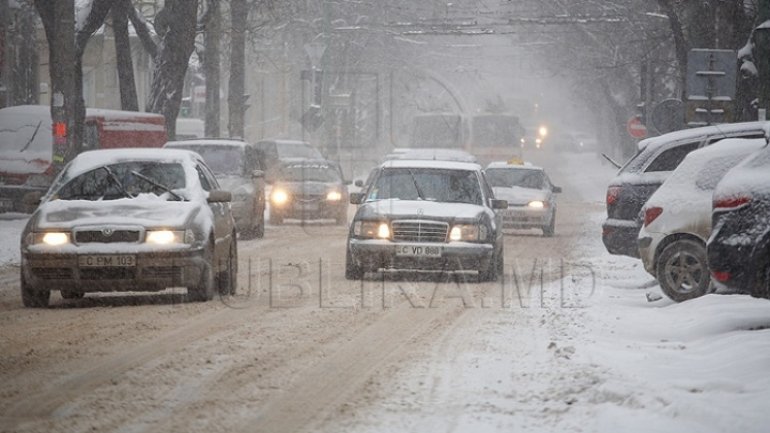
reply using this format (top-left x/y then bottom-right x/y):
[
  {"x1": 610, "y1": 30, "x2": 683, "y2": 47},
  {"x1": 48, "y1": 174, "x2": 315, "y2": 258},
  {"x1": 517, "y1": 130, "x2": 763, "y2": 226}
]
[
  {"x1": 298, "y1": 203, "x2": 318, "y2": 211},
  {"x1": 78, "y1": 255, "x2": 136, "y2": 267},
  {"x1": 0, "y1": 199, "x2": 13, "y2": 212},
  {"x1": 395, "y1": 244, "x2": 442, "y2": 258}
]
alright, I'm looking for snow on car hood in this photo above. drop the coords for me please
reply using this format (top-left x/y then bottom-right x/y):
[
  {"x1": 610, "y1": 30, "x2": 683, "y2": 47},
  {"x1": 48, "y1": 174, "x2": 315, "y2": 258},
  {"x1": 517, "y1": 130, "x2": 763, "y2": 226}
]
[
  {"x1": 492, "y1": 186, "x2": 548, "y2": 205},
  {"x1": 358, "y1": 199, "x2": 488, "y2": 222},
  {"x1": 33, "y1": 196, "x2": 202, "y2": 229}
]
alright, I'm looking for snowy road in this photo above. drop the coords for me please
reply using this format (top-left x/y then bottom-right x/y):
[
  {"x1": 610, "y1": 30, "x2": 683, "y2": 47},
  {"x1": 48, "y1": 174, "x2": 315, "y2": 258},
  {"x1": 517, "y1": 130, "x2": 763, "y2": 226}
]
[{"x1": 1, "y1": 152, "x2": 769, "y2": 433}]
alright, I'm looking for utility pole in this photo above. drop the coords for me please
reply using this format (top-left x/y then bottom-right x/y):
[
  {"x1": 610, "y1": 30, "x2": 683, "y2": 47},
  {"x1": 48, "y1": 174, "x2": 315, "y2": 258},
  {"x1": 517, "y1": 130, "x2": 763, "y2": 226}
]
[{"x1": 757, "y1": 0, "x2": 770, "y2": 119}]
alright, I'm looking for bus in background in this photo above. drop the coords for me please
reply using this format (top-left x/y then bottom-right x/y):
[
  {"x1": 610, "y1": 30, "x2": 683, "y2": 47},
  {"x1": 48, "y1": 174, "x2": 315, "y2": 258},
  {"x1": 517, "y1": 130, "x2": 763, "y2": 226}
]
[
  {"x1": 469, "y1": 113, "x2": 525, "y2": 165},
  {"x1": 0, "y1": 105, "x2": 167, "y2": 213}
]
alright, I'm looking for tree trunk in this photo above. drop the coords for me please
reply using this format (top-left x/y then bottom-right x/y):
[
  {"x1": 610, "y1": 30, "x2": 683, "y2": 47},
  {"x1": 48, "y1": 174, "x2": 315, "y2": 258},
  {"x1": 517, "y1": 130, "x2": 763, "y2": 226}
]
[
  {"x1": 657, "y1": 0, "x2": 689, "y2": 99},
  {"x1": 203, "y1": 0, "x2": 221, "y2": 137},
  {"x1": 112, "y1": 0, "x2": 138, "y2": 111},
  {"x1": 34, "y1": 0, "x2": 77, "y2": 173},
  {"x1": 228, "y1": 0, "x2": 247, "y2": 139},
  {"x1": 146, "y1": 0, "x2": 199, "y2": 140}
]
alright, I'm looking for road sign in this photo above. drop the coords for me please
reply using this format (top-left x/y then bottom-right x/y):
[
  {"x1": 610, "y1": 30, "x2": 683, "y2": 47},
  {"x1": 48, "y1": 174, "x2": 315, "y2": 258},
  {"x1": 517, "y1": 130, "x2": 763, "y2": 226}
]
[
  {"x1": 627, "y1": 116, "x2": 648, "y2": 139},
  {"x1": 686, "y1": 49, "x2": 737, "y2": 126},
  {"x1": 651, "y1": 99, "x2": 684, "y2": 134}
]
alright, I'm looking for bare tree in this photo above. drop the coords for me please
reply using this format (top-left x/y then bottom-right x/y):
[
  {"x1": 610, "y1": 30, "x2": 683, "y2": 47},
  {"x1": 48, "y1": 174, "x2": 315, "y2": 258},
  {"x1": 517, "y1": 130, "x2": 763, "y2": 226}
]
[
  {"x1": 228, "y1": 0, "x2": 248, "y2": 138},
  {"x1": 112, "y1": 0, "x2": 138, "y2": 111},
  {"x1": 203, "y1": 0, "x2": 221, "y2": 137}
]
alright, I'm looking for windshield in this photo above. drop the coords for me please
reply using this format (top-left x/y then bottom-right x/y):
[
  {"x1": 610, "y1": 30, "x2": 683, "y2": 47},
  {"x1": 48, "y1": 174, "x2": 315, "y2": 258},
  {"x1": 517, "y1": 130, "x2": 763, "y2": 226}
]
[
  {"x1": 485, "y1": 168, "x2": 545, "y2": 189},
  {"x1": 367, "y1": 168, "x2": 482, "y2": 205},
  {"x1": 53, "y1": 161, "x2": 186, "y2": 201},
  {"x1": 280, "y1": 164, "x2": 341, "y2": 182},
  {"x1": 172, "y1": 145, "x2": 243, "y2": 175}
]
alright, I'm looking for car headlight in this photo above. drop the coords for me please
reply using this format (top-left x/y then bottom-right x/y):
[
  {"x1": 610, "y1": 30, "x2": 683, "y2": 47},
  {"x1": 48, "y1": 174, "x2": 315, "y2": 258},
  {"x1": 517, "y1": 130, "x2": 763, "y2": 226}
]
[
  {"x1": 33, "y1": 232, "x2": 71, "y2": 246},
  {"x1": 146, "y1": 230, "x2": 188, "y2": 245},
  {"x1": 271, "y1": 189, "x2": 289, "y2": 206},
  {"x1": 449, "y1": 224, "x2": 486, "y2": 241},
  {"x1": 326, "y1": 191, "x2": 342, "y2": 201},
  {"x1": 528, "y1": 200, "x2": 545, "y2": 209},
  {"x1": 353, "y1": 221, "x2": 390, "y2": 239}
]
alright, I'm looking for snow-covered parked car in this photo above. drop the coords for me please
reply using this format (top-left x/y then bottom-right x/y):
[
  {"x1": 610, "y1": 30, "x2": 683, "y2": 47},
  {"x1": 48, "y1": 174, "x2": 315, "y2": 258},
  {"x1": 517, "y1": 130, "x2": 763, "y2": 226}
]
[
  {"x1": 19, "y1": 149, "x2": 238, "y2": 307},
  {"x1": 345, "y1": 159, "x2": 507, "y2": 281},
  {"x1": 708, "y1": 133, "x2": 770, "y2": 299},
  {"x1": 638, "y1": 138, "x2": 766, "y2": 302},
  {"x1": 484, "y1": 161, "x2": 561, "y2": 236}
]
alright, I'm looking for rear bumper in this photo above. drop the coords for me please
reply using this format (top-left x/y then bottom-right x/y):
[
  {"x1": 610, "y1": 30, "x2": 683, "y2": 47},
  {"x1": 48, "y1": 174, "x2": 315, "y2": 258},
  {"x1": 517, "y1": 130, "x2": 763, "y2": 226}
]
[
  {"x1": 602, "y1": 218, "x2": 641, "y2": 258},
  {"x1": 0, "y1": 185, "x2": 47, "y2": 213}
]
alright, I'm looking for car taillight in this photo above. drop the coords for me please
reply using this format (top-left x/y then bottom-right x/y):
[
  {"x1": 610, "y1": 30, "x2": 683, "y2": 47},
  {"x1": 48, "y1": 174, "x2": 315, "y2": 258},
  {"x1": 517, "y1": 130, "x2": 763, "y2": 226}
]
[
  {"x1": 713, "y1": 195, "x2": 751, "y2": 210},
  {"x1": 712, "y1": 270, "x2": 731, "y2": 283},
  {"x1": 606, "y1": 186, "x2": 621, "y2": 206},
  {"x1": 643, "y1": 206, "x2": 663, "y2": 227}
]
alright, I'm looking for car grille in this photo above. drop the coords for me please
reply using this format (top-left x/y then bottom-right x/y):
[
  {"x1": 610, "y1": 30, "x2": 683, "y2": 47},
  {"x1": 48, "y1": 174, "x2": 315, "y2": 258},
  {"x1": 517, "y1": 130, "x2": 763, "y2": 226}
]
[
  {"x1": 32, "y1": 268, "x2": 74, "y2": 280},
  {"x1": 391, "y1": 220, "x2": 448, "y2": 243},
  {"x1": 75, "y1": 230, "x2": 141, "y2": 244},
  {"x1": 143, "y1": 266, "x2": 183, "y2": 281},
  {"x1": 295, "y1": 194, "x2": 324, "y2": 203},
  {"x1": 80, "y1": 268, "x2": 136, "y2": 280}
]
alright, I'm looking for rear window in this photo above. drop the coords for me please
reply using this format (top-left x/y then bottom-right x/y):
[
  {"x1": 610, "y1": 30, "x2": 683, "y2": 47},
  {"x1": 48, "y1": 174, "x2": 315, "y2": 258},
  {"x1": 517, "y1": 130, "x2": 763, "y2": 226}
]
[{"x1": 645, "y1": 142, "x2": 699, "y2": 172}]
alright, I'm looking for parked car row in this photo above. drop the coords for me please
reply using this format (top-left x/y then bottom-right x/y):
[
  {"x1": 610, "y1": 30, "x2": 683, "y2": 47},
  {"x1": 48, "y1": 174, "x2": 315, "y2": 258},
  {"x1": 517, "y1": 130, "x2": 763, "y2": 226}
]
[{"x1": 602, "y1": 121, "x2": 770, "y2": 301}]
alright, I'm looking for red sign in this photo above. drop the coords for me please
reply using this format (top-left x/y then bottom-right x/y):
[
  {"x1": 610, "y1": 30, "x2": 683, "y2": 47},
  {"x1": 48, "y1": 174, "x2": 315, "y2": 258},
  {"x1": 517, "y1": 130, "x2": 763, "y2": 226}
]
[
  {"x1": 626, "y1": 116, "x2": 648, "y2": 139},
  {"x1": 53, "y1": 122, "x2": 67, "y2": 138}
]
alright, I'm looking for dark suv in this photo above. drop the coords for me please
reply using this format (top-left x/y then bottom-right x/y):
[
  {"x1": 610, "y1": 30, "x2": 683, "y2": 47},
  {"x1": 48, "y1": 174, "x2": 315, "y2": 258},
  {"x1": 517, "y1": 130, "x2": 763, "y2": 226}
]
[
  {"x1": 603, "y1": 122, "x2": 768, "y2": 258},
  {"x1": 708, "y1": 137, "x2": 770, "y2": 298}
]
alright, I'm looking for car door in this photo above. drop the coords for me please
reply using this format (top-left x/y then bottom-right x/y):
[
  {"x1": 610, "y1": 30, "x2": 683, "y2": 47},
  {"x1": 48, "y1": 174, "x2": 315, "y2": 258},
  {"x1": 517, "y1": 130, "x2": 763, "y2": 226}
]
[{"x1": 196, "y1": 162, "x2": 232, "y2": 265}]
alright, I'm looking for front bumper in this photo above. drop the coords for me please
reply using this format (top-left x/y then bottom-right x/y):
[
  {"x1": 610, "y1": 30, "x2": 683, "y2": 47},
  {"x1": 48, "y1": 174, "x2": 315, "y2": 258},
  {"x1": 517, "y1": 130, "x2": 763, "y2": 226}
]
[
  {"x1": 348, "y1": 238, "x2": 494, "y2": 272},
  {"x1": 22, "y1": 248, "x2": 208, "y2": 292},
  {"x1": 499, "y1": 206, "x2": 551, "y2": 229},
  {"x1": 602, "y1": 218, "x2": 641, "y2": 258}
]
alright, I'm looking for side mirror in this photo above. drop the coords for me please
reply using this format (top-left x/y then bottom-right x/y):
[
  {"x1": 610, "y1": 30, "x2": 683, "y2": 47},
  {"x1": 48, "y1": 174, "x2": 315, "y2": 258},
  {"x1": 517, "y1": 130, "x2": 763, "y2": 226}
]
[
  {"x1": 491, "y1": 199, "x2": 508, "y2": 210},
  {"x1": 207, "y1": 190, "x2": 232, "y2": 203},
  {"x1": 23, "y1": 191, "x2": 43, "y2": 206},
  {"x1": 354, "y1": 179, "x2": 364, "y2": 188},
  {"x1": 252, "y1": 170, "x2": 265, "y2": 179},
  {"x1": 553, "y1": 186, "x2": 562, "y2": 194},
  {"x1": 350, "y1": 192, "x2": 365, "y2": 205}
]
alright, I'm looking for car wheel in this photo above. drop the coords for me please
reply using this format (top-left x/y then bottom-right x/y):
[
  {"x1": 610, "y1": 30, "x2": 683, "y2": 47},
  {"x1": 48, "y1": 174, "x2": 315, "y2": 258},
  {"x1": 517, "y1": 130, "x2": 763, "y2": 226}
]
[
  {"x1": 21, "y1": 273, "x2": 49, "y2": 308},
  {"x1": 218, "y1": 236, "x2": 238, "y2": 296},
  {"x1": 656, "y1": 239, "x2": 710, "y2": 302},
  {"x1": 344, "y1": 246, "x2": 364, "y2": 280},
  {"x1": 189, "y1": 246, "x2": 215, "y2": 302},
  {"x1": 60, "y1": 289, "x2": 85, "y2": 300},
  {"x1": 479, "y1": 247, "x2": 503, "y2": 282},
  {"x1": 543, "y1": 211, "x2": 555, "y2": 237}
]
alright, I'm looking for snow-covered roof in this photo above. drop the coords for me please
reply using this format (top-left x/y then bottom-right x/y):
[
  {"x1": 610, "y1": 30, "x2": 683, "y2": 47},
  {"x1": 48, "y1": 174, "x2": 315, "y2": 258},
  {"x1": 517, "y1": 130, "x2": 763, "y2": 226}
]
[
  {"x1": 636, "y1": 121, "x2": 770, "y2": 151},
  {"x1": 380, "y1": 159, "x2": 481, "y2": 171},
  {"x1": 64, "y1": 148, "x2": 202, "y2": 179},
  {"x1": 392, "y1": 148, "x2": 478, "y2": 163},
  {"x1": 486, "y1": 161, "x2": 542, "y2": 171}
]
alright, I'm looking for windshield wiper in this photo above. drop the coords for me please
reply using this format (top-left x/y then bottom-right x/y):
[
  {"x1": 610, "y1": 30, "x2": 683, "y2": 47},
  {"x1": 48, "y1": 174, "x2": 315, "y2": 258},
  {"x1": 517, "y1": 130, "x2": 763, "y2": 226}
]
[
  {"x1": 407, "y1": 169, "x2": 426, "y2": 200},
  {"x1": 130, "y1": 170, "x2": 184, "y2": 201},
  {"x1": 102, "y1": 166, "x2": 133, "y2": 199}
]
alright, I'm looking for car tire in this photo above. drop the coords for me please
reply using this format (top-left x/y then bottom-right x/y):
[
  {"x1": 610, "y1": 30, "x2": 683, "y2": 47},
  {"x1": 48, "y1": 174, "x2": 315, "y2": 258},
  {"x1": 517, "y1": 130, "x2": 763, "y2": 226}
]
[
  {"x1": 479, "y1": 247, "x2": 503, "y2": 282},
  {"x1": 60, "y1": 289, "x2": 85, "y2": 300},
  {"x1": 21, "y1": 273, "x2": 50, "y2": 308},
  {"x1": 189, "y1": 246, "x2": 215, "y2": 302},
  {"x1": 656, "y1": 239, "x2": 711, "y2": 302},
  {"x1": 344, "y1": 247, "x2": 364, "y2": 280},
  {"x1": 543, "y1": 211, "x2": 555, "y2": 237},
  {"x1": 218, "y1": 236, "x2": 238, "y2": 296}
]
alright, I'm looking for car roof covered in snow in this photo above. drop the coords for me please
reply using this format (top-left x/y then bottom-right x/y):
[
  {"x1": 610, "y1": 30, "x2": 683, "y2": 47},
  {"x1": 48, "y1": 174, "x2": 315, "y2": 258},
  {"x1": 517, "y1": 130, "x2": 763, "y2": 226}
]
[
  {"x1": 636, "y1": 121, "x2": 769, "y2": 151},
  {"x1": 64, "y1": 148, "x2": 203, "y2": 179},
  {"x1": 380, "y1": 159, "x2": 481, "y2": 171},
  {"x1": 486, "y1": 161, "x2": 541, "y2": 170},
  {"x1": 388, "y1": 148, "x2": 478, "y2": 163}
]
